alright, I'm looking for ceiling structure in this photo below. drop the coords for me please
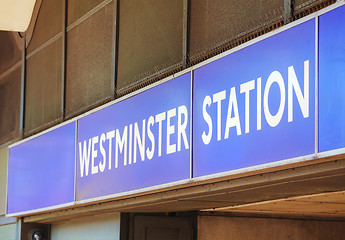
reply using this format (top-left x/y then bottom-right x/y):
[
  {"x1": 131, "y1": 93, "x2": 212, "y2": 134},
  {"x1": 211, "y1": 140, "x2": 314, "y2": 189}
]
[{"x1": 210, "y1": 191, "x2": 345, "y2": 219}]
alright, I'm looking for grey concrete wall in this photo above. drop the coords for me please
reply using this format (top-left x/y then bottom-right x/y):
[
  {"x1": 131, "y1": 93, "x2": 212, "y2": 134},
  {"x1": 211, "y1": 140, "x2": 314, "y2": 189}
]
[
  {"x1": 198, "y1": 215, "x2": 345, "y2": 240},
  {"x1": 0, "y1": 223, "x2": 17, "y2": 240},
  {"x1": 51, "y1": 213, "x2": 120, "y2": 240},
  {"x1": 0, "y1": 147, "x2": 8, "y2": 215}
]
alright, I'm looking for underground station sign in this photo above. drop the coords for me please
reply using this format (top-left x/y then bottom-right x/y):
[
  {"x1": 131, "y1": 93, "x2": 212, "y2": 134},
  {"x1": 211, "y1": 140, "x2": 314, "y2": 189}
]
[
  {"x1": 77, "y1": 73, "x2": 191, "y2": 201},
  {"x1": 7, "y1": 5, "x2": 345, "y2": 215},
  {"x1": 193, "y1": 20, "x2": 315, "y2": 177}
]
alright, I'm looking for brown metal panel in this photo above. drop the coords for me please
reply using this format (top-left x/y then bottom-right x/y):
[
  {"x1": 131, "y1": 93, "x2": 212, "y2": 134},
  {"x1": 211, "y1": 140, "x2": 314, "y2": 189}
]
[
  {"x1": 0, "y1": 32, "x2": 22, "y2": 74},
  {"x1": 294, "y1": 0, "x2": 336, "y2": 16},
  {"x1": 25, "y1": 39, "x2": 63, "y2": 136},
  {"x1": 189, "y1": 0, "x2": 284, "y2": 61},
  {"x1": 65, "y1": 2, "x2": 113, "y2": 118},
  {"x1": 117, "y1": 0, "x2": 183, "y2": 91},
  {"x1": 0, "y1": 67, "x2": 21, "y2": 145},
  {"x1": 67, "y1": 0, "x2": 105, "y2": 26},
  {"x1": 134, "y1": 216, "x2": 192, "y2": 240},
  {"x1": 295, "y1": 0, "x2": 326, "y2": 9},
  {"x1": 27, "y1": 0, "x2": 63, "y2": 53},
  {"x1": 198, "y1": 216, "x2": 345, "y2": 240}
]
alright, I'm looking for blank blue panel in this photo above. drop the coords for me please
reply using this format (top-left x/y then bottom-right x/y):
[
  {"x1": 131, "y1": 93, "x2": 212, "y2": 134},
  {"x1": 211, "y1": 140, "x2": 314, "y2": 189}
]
[
  {"x1": 319, "y1": 5, "x2": 345, "y2": 152},
  {"x1": 7, "y1": 122, "x2": 76, "y2": 214}
]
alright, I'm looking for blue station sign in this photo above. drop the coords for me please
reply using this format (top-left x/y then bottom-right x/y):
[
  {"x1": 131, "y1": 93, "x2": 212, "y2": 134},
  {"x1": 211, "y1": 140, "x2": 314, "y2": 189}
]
[
  {"x1": 319, "y1": 5, "x2": 345, "y2": 152},
  {"x1": 76, "y1": 73, "x2": 191, "y2": 201},
  {"x1": 192, "y1": 20, "x2": 315, "y2": 177}
]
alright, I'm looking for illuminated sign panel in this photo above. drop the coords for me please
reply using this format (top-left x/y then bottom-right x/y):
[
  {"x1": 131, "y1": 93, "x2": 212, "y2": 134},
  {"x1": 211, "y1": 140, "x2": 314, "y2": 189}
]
[
  {"x1": 76, "y1": 73, "x2": 191, "y2": 201},
  {"x1": 193, "y1": 20, "x2": 315, "y2": 177},
  {"x1": 319, "y1": 5, "x2": 345, "y2": 152},
  {"x1": 7, "y1": 122, "x2": 76, "y2": 214}
]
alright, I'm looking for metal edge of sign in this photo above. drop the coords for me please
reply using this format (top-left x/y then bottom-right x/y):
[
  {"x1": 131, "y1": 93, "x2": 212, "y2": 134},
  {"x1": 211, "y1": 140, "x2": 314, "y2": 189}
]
[
  {"x1": 7, "y1": 146, "x2": 345, "y2": 217},
  {"x1": 74, "y1": 121, "x2": 78, "y2": 202},
  {"x1": 5, "y1": 147, "x2": 9, "y2": 217},
  {"x1": 6, "y1": 202, "x2": 76, "y2": 218},
  {"x1": 50, "y1": 152, "x2": 319, "y2": 208},
  {"x1": 316, "y1": 147, "x2": 345, "y2": 159},
  {"x1": 5, "y1": 177, "x2": 196, "y2": 217},
  {"x1": 74, "y1": 177, "x2": 197, "y2": 205},
  {"x1": 190, "y1": 70, "x2": 194, "y2": 179},
  {"x1": 315, "y1": 15, "x2": 319, "y2": 155},
  {"x1": 188, "y1": 153, "x2": 317, "y2": 183}
]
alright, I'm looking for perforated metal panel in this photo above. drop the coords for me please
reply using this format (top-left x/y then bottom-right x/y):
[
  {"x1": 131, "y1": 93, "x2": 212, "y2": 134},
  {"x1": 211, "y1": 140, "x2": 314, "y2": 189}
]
[
  {"x1": 0, "y1": 66, "x2": 21, "y2": 145},
  {"x1": 294, "y1": 0, "x2": 336, "y2": 17},
  {"x1": 67, "y1": 0, "x2": 105, "y2": 26},
  {"x1": 295, "y1": 0, "x2": 325, "y2": 10},
  {"x1": 65, "y1": 2, "x2": 114, "y2": 118},
  {"x1": 27, "y1": 0, "x2": 63, "y2": 53},
  {"x1": 0, "y1": 32, "x2": 21, "y2": 74},
  {"x1": 117, "y1": 0, "x2": 183, "y2": 91},
  {"x1": 25, "y1": 39, "x2": 63, "y2": 136},
  {"x1": 189, "y1": 0, "x2": 284, "y2": 62}
]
